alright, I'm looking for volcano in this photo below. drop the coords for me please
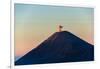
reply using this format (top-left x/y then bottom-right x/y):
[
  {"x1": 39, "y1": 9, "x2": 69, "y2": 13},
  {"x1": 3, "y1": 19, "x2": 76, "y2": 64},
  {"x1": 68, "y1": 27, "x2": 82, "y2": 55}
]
[{"x1": 15, "y1": 31, "x2": 94, "y2": 65}]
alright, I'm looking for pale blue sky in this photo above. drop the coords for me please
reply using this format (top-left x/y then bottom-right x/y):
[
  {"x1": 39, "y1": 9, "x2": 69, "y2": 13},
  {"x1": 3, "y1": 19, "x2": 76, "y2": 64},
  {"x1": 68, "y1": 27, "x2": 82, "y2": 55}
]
[{"x1": 14, "y1": 3, "x2": 94, "y2": 60}]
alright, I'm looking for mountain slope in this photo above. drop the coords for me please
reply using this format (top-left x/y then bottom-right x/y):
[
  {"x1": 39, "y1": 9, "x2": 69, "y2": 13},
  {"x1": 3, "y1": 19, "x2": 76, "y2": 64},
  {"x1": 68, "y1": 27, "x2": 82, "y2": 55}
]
[{"x1": 15, "y1": 31, "x2": 94, "y2": 65}]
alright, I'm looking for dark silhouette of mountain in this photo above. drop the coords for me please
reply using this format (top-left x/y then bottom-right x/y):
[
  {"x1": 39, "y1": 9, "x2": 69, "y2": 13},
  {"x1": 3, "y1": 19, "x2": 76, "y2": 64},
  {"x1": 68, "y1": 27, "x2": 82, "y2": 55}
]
[{"x1": 15, "y1": 31, "x2": 94, "y2": 65}]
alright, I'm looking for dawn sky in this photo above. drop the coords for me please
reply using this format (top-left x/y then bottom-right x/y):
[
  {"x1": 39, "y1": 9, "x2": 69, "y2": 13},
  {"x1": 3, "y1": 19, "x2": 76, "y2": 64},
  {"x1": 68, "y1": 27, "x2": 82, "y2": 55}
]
[{"x1": 14, "y1": 4, "x2": 94, "y2": 60}]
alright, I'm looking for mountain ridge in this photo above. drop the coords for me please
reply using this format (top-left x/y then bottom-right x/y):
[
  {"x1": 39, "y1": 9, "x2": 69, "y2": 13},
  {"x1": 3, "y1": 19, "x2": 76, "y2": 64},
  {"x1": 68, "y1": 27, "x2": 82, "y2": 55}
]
[{"x1": 15, "y1": 31, "x2": 94, "y2": 65}]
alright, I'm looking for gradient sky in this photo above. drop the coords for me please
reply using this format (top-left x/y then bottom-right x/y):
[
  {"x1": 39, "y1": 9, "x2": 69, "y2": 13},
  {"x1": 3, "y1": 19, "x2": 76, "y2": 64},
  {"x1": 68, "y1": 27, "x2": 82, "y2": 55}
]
[{"x1": 14, "y1": 3, "x2": 94, "y2": 60}]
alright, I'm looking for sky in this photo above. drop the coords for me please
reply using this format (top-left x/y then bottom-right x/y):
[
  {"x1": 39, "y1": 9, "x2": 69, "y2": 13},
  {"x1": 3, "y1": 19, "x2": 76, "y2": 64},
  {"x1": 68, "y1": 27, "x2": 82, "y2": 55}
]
[{"x1": 14, "y1": 3, "x2": 94, "y2": 61}]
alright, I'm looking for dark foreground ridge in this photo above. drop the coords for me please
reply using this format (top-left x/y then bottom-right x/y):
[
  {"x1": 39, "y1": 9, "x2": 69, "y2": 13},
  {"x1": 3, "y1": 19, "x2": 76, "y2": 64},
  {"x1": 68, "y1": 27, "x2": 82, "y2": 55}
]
[{"x1": 15, "y1": 31, "x2": 94, "y2": 65}]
